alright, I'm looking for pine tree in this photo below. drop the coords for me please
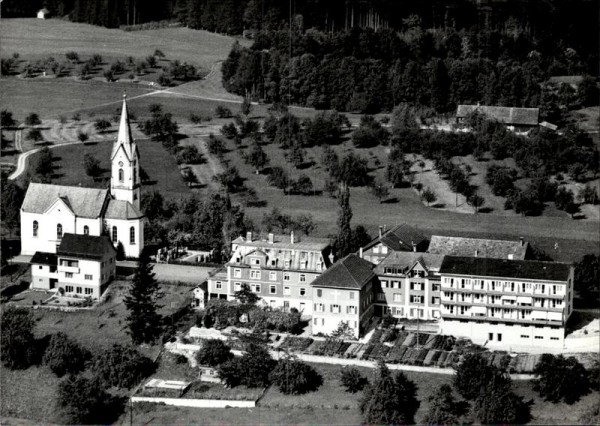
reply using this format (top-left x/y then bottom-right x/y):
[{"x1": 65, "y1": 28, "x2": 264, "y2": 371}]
[
  {"x1": 124, "y1": 248, "x2": 162, "y2": 344},
  {"x1": 336, "y1": 183, "x2": 353, "y2": 257}
]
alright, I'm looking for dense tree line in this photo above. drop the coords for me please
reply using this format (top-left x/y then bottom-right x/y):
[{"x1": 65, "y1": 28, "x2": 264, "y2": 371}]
[{"x1": 223, "y1": 14, "x2": 597, "y2": 113}]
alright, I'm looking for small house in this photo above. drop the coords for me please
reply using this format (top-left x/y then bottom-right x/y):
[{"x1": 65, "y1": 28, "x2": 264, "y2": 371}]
[
  {"x1": 456, "y1": 104, "x2": 540, "y2": 132},
  {"x1": 37, "y1": 8, "x2": 50, "y2": 19}
]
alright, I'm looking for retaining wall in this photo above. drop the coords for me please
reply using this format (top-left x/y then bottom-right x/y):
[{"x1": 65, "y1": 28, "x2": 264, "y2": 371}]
[{"x1": 131, "y1": 396, "x2": 256, "y2": 408}]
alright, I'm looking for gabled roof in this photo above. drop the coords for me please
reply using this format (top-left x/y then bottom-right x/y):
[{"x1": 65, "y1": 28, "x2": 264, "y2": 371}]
[
  {"x1": 547, "y1": 76, "x2": 584, "y2": 87},
  {"x1": 104, "y1": 198, "x2": 144, "y2": 220},
  {"x1": 427, "y1": 235, "x2": 528, "y2": 260},
  {"x1": 57, "y1": 233, "x2": 116, "y2": 260},
  {"x1": 111, "y1": 95, "x2": 139, "y2": 162},
  {"x1": 311, "y1": 254, "x2": 375, "y2": 290},
  {"x1": 457, "y1": 105, "x2": 539, "y2": 126},
  {"x1": 31, "y1": 252, "x2": 58, "y2": 266},
  {"x1": 22, "y1": 183, "x2": 109, "y2": 218},
  {"x1": 364, "y1": 224, "x2": 427, "y2": 252},
  {"x1": 374, "y1": 252, "x2": 445, "y2": 275},
  {"x1": 439, "y1": 256, "x2": 572, "y2": 282}
]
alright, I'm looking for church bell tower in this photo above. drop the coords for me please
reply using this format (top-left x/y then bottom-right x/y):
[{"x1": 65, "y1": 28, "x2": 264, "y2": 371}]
[{"x1": 110, "y1": 95, "x2": 141, "y2": 210}]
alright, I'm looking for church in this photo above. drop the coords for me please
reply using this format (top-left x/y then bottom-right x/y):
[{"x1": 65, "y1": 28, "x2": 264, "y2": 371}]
[{"x1": 20, "y1": 96, "x2": 145, "y2": 258}]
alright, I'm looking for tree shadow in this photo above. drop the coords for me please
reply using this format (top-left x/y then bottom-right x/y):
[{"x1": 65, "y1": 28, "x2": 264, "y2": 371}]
[
  {"x1": 83, "y1": 141, "x2": 98, "y2": 146},
  {"x1": 478, "y1": 207, "x2": 494, "y2": 214},
  {"x1": 36, "y1": 141, "x2": 54, "y2": 147},
  {"x1": 573, "y1": 213, "x2": 587, "y2": 220},
  {"x1": 296, "y1": 161, "x2": 316, "y2": 170},
  {"x1": 381, "y1": 197, "x2": 398, "y2": 204},
  {"x1": 431, "y1": 203, "x2": 446, "y2": 208}
]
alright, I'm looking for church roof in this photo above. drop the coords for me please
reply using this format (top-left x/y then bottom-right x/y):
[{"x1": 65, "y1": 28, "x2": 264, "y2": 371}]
[
  {"x1": 57, "y1": 234, "x2": 116, "y2": 260},
  {"x1": 111, "y1": 95, "x2": 138, "y2": 162},
  {"x1": 105, "y1": 198, "x2": 144, "y2": 220},
  {"x1": 21, "y1": 183, "x2": 108, "y2": 218}
]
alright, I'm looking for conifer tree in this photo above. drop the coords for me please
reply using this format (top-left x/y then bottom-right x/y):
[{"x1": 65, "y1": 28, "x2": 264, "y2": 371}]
[
  {"x1": 336, "y1": 182, "x2": 353, "y2": 257},
  {"x1": 124, "y1": 248, "x2": 162, "y2": 344}
]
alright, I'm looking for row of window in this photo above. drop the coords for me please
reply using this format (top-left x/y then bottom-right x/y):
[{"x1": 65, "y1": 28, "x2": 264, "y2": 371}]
[
  {"x1": 313, "y1": 318, "x2": 358, "y2": 328},
  {"x1": 314, "y1": 303, "x2": 357, "y2": 314},
  {"x1": 380, "y1": 280, "x2": 440, "y2": 291},
  {"x1": 233, "y1": 268, "x2": 308, "y2": 282},
  {"x1": 33, "y1": 222, "x2": 136, "y2": 244},
  {"x1": 382, "y1": 268, "x2": 426, "y2": 278},
  {"x1": 65, "y1": 272, "x2": 107, "y2": 280},
  {"x1": 237, "y1": 254, "x2": 324, "y2": 271},
  {"x1": 444, "y1": 278, "x2": 565, "y2": 295},
  {"x1": 64, "y1": 285, "x2": 94, "y2": 295},
  {"x1": 520, "y1": 335, "x2": 560, "y2": 341},
  {"x1": 215, "y1": 281, "x2": 310, "y2": 297}
]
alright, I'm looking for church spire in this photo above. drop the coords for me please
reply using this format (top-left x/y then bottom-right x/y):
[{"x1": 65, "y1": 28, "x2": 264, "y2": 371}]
[{"x1": 111, "y1": 94, "x2": 137, "y2": 161}]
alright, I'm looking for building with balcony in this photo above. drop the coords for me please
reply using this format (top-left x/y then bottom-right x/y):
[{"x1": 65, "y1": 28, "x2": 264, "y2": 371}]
[
  {"x1": 30, "y1": 233, "x2": 116, "y2": 300},
  {"x1": 438, "y1": 256, "x2": 574, "y2": 351},
  {"x1": 310, "y1": 254, "x2": 376, "y2": 339},
  {"x1": 373, "y1": 252, "x2": 445, "y2": 320},
  {"x1": 206, "y1": 232, "x2": 332, "y2": 315},
  {"x1": 361, "y1": 224, "x2": 428, "y2": 265}
]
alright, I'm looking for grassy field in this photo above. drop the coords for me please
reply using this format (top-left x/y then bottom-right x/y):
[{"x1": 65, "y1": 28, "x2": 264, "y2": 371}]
[
  {"x1": 0, "y1": 19, "x2": 248, "y2": 70},
  {"x1": 20, "y1": 137, "x2": 191, "y2": 200}
]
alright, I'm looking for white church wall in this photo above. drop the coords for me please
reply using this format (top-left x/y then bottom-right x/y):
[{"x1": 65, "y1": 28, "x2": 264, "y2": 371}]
[{"x1": 105, "y1": 218, "x2": 143, "y2": 258}]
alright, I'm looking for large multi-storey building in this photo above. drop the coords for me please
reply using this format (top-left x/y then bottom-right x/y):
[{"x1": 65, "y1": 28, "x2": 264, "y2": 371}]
[
  {"x1": 310, "y1": 254, "x2": 376, "y2": 339},
  {"x1": 373, "y1": 252, "x2": 445, "y2": 320},
  {"x1": 438, "y1": 256, "x2": 574, "y2": 350},
  {"x1": 206, "y1": 232, "x2": 332, "y2": 315}
]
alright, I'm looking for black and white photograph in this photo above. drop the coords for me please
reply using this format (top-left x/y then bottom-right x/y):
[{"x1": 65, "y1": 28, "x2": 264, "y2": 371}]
[{"x1": 0, "y1": 1, "x2": 599, "y2": 424}]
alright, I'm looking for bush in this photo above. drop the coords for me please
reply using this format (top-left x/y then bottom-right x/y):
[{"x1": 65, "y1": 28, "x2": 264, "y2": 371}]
[
  {"x1": 269, "y1": 358, "x2": 323, "y2": 394},
  {"x1": 267, "y1": 167, "x2": 290, "y2": 189},
  {"x1": 176, "y1": 145, "x2": 204, "y2": 164},
  {"x1": 533, "y1": 354, "x2": 591, "y2": 404},
  {"x1": 221, "y1": 122, "x2": 238, "y2": 139},
  {"x1": 42, "y1": 332, "x2": 89, "y2": 377},
  {"x1": 93, "y1": 344, "x2": 155, "y2": 389},
  {"x1": 0, "y1": 307, "x2": 38, "y2": 369},
  {"x1": 57, "y1": 375, "x2": 122, "y2": 424},
  {"x1": 196, "y1": 339, "x2": 233, "y2": 367},
  {"x1": 215, "y1": 106, "x2": 233, "y2": 118},
  {"x1": 340, "y1": 367, "x2": 368, "y2": 393},
  {"x1": 218, "y1": 343, "x2": 276, "y2": 388}
]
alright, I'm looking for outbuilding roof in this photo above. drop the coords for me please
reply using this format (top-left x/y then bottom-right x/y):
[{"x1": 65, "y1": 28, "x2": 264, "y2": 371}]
[
  {"x1": 21, "y1": 183, "x2": 109, "y2": 218},
  {"x1": 311, "y1": 254, "x2": 375, "y2": 290},
  {"x1": 363, "y1": 224, "x2": 428, "y2": 252},
  {"x1": 57, "y1": 234, "x2": 116, "y2": 260},
  {"x1": 104, "y1": 198, "x2": 144, "y2": 220},
  {"x1": 30, "y1": 251, "x2": 58, "y2": 266},
  {"x1": 439, "y1": 256, "x2": 572, "y2": 282},
  {"x1": 427, "y1": 235, "x2": 528, "y2": 260},
  {"x1": 374, "y1": 252, "x2": 445, "y2": 275},
  {"x1": 457, "y1": 105, "x2": 539, "y2": 126}
]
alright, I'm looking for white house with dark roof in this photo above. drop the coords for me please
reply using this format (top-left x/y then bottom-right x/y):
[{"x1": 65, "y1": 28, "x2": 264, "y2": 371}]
[
  {"x1": 361, "y1": 224, "x2": 428, "y2": 265},
  {"x1": 311, "y1": 254, "x2": 376, "y2": 338},
  {"x1": 30, "y1": 233, "x2": 116, "y2": 299},
  {"x1": 20, "y1": 96, "x2": 144, "y2": 258},
  {"x1": 438, "y1": 256, "x2": 574, "y2": 351},
  {"x1": 456, "y1": 104, "x2": 539, "y2": 132}
]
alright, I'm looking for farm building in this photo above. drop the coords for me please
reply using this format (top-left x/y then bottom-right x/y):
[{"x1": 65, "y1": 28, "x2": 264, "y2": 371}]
[
  {"x1": 456, "y1": 104, "x2": 540, "y2": 132},
  {"x1": 37, "y1": 8, "x2": 50, "y2": 19}
]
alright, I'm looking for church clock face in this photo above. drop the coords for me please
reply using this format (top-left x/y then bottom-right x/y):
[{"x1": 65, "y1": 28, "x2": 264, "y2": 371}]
[{"x1": 118, "y1": 161, "x2": 123, "y2": 166}]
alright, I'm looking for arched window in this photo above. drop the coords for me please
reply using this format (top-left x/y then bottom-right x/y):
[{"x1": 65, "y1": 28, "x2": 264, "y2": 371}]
[
  {"x1": 33, "y1": 221, "x2": 38, "y2": 237},
  {"x1": 118, "y1": 168, "x2": 124, "y2": 182},
  {"x1": 130, "y1": 226, "x2": 135, "y2": 244},
  {"x1": 112, "y1": 226, "x2": 117, "y2": 242},
  {"x1": 57, "y1": 223, "x2": 63, "y2": 240},
  {"x1": 83, "y1": 225, "x2": 89, "y2": 235}
]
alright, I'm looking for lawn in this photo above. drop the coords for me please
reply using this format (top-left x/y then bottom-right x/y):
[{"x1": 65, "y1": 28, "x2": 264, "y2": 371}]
[
  {"x1": 216, "y1": 133, "x2": 599, "y2": 263},
  {"x1": 0, "y1": 19, "x2": 249, "y2": 71},
  {"x1": 20, "y1": 137, "x2": 191, "y2": 200}
]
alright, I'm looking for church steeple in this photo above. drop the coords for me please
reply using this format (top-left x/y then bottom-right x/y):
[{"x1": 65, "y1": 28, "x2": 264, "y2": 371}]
[{"x1": 110, "y1": 95, "x2": 141, "y2": 210}]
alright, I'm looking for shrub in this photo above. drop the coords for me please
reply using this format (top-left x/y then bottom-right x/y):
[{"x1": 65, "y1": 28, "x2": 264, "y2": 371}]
[
  {"x1": 57, "y1": 375, "x2": 121, "y2": 424},
  {"x1": 93, "y1": 344, "x2": 155, "y2": 389},
  {"x1": 533, "y1": 354, "x2": 590, "y2": 404},
  {"x1": 43, "y1": 332, "x2": 89, "y2": 377},
  {"x1": 0, "y1": 307, "x2": 38, "y2": 369},
  {"x1": 215, "y1": 106, "x2": 233, "y2": 118},
  {"x1": 267, "y1": 167, "x2": 290, "y2": 189},
  {"x1": 65, "y1": 51, "x2": 79, "y2": 63},
  {"x1": 340, "y1": 367, "x2": 368, "y2": 393},
  {"x1": 25, "y1": 112, "x2": 41, "y2": 126},
  {"x1": 218, "y1": 343, "x2": 276, "y2": 388},
  {"x1": 221, "y1": 122, "x2": 238, "y2": 139},
  {"x1": 269, "y1": 358, "x2": 323, "y2": 394},
  {"x1": 196, "y1": 339, "x2": 233, "y2": 367}
]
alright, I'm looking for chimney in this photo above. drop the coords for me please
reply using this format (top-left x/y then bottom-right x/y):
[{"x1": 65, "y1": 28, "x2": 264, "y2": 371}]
[
  {"x1": 268, "y1": 233, "x2": 274, "y2": 244},
  {"x1": 359, "y1": 247, "x2": 363, "y2": 258},
  {"x1": 519, "y1": 236, "x2": 524, "y2": 246},
  {"x1": 378, "y1": 226, "x2": 383, "y2": 238},
  {"x1": 411, "y1": 240, "x2": 416, "y2": 252},
  {"x1": 475, "y1": 249, "x2": 479, "y2": 257},
  {"x1": 383, "y1": 224, "x2": 387, "y2": 233},
  {"x1": 290, "y1": 231, "x2": 295, "y2": 244},
  {"x1": 328, "y1": 252, "x2": 334, "y2": 264},
  {"x1": 246, "y1": 231, "x2": 252, "y2": 242}
]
